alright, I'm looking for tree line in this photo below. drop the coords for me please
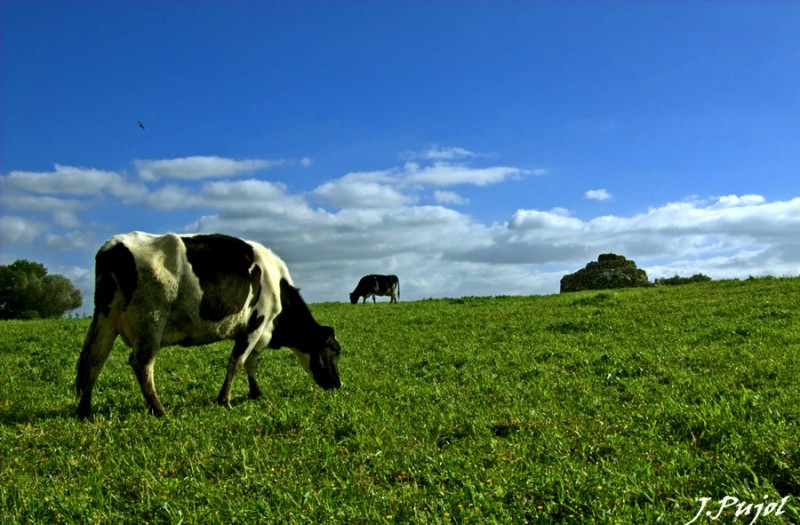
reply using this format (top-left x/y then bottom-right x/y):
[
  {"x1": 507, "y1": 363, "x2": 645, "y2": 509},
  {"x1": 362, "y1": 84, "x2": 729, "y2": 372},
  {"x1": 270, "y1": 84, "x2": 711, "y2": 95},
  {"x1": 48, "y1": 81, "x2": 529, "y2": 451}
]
[
  {"x1": 655, "y1": 273, "x2": 712, "y2": 286},
  {"x1": 0, "y1": 260, "x2": 82, "y2": 319}
]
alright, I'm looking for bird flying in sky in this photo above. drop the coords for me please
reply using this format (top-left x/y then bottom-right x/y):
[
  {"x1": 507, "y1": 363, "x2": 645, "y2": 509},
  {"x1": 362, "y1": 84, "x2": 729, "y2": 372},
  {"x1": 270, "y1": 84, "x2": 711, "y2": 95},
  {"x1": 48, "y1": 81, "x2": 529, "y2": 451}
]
[{"x1": 138, "y1": 121, "x2": 145, "y2": 130}]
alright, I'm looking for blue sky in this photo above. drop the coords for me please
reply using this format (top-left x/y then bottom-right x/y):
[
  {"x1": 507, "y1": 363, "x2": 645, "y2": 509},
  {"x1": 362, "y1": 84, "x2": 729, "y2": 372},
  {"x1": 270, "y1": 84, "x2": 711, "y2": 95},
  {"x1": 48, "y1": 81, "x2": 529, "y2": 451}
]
[{"x1": 2, "y1": 2, "x2": 799, "y2": 312}]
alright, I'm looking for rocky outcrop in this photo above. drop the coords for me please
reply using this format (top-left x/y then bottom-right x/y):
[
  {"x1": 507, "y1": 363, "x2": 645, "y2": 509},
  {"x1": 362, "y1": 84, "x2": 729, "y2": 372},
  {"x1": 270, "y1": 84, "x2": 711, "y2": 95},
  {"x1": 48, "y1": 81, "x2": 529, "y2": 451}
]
[{"x1": 560, "y1": 254, "x2": 651, "y2": 293}]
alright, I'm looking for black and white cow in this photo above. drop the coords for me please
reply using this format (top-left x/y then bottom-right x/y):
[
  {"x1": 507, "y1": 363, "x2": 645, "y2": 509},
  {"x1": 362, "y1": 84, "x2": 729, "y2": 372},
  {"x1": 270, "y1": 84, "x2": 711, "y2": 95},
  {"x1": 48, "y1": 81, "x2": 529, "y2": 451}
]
[
  {"x1": 349, "y1": 274, "x2": 400, "y2": 304},
  {"x1": 76, "y1": 232, "x2": 341, "y2": 418}
]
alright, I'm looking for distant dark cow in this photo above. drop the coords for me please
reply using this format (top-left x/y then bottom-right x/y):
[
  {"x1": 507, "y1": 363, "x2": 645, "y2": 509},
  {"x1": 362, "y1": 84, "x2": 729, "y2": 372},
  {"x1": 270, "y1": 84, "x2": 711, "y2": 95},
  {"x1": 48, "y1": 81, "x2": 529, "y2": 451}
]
[
  {"x1": 76, "y1": 232, "x2": 341, "y2": 418},
  {"x1": 350, "y1": 274, "x2": 400, "y2": 304}
]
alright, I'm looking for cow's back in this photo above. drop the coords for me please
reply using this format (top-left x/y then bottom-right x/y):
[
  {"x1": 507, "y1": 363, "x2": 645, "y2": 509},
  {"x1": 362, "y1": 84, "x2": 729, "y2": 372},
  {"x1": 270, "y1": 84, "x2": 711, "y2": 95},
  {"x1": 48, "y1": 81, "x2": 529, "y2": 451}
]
[
  {"x1": 97, "y1": 232, "x2": 287, "y2": 348},
  {"x1": 128, "y1": 231, "x2": 187, "y2": 291}
]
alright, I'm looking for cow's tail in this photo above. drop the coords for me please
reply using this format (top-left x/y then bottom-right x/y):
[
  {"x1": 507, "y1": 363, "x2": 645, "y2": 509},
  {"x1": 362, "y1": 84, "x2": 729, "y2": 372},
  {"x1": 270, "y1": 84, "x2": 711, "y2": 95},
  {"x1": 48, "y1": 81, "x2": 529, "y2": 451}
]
[{"x1": 397, "y1": 278, "x2": 400, "y2": 301}]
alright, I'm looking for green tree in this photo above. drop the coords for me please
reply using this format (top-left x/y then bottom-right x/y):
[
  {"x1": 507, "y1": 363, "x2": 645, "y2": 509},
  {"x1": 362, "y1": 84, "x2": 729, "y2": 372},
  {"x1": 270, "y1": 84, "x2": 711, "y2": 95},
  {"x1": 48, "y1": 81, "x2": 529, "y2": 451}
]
[{"x1": 0, "y1": 260, "x2": 83, "y2": 319}]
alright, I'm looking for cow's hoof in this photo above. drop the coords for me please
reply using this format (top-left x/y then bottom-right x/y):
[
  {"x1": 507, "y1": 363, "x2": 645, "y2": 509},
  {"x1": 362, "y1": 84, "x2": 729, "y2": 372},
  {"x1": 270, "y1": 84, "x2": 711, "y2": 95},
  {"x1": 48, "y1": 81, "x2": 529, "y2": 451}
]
[{"x1": 76, "y1": 401, "x2": 91, "y2": 420}]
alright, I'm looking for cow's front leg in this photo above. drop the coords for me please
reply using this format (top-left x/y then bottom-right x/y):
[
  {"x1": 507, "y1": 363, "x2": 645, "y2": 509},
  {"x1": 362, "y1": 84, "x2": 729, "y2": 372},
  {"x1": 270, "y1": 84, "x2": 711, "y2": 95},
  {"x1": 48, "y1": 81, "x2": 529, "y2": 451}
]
[
  {"x1": 217, "y1": 330, "x2": 263, "y2": 408},
  {"x1": 129, "y1": 339, "x2": 165, "y2": 417}
]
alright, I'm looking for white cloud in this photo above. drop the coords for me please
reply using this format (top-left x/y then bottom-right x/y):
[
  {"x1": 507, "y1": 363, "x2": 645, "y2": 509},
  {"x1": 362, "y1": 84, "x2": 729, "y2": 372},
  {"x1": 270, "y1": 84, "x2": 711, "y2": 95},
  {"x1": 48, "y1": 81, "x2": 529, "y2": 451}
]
[
  {"x1": 189, "y1": 199, "x2": 492, "y2": 269},
  {"x1": 201, "y1": 179, "x2": 311, "y2": 217},
  {"x1": 604, "y1": 196, "x2": 800, "y2": 239},
  {"x1": 200, "y1": 179, "x2": 318, "y2": 222},
  {"x1": 135, "y1": 156, "x2": 278, "y2": 181},
  {"x1": 304, "y1": 156, "x2": 544, "y2": 221},
  {"x1": 53, "y1": 210, "x2": 82, "y2": 228},
  {"x1": 311, "y1": 169, "x2": 413, "y2": 209},
  {"x1": 509, "y1": 208, "x2": 584, "y2": 231},
  {"x1": 308, "y1": 155, "x2": 538, "y2": 210},
  {"x1": 0, "y1": 216, "x2": 47, "y2": 248},
  {"x1": 2, "y1": 193, "x2": 88, "y2": 213},
  {"x1": 433, "y1": 190, "x2": 469, "y2": 205},
  {"x1": 585, "y1": 188, "x2": 612, "y2": 201},
  {"x1": 203, "y1": 178, "x2": 289, "y2": 201},
  {"x1": 313, "y1": 180, "x2": 415, "y2": 209},
  {"x1": 712, "y1": 194, "x2": 765, "y2": 208},
  {"x1": 1, "y1": 193, "x2": 88, "y2": 228},
  {"x1": 2, "y1": 164, "x2": 146, "y2": 200},
  {"x1": 403, "y1": 162, "x2": 531, "y2": 187},
  {"x1": 417, "y1": 146, "x2": 475, "y2": 161},
  {"x1": 146, "y1": 185, "x2": 203, "y2": 210},
  {"x1": 451, "y1": 194, "x2": 800, "y2": 276},
  {"x1": 44, "y1": 231, "x2": 95, "y2": 251}
]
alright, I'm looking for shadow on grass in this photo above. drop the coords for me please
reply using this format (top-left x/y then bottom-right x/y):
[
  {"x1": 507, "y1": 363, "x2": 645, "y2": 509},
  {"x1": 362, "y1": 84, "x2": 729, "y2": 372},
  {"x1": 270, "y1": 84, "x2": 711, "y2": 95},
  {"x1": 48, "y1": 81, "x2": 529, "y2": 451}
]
[
  {"x1": 0, "y1": 404, "x2": 75, "y2": 426},
  {"x1": 0, "y1": 393, "x2": 248, "y2": 424}
]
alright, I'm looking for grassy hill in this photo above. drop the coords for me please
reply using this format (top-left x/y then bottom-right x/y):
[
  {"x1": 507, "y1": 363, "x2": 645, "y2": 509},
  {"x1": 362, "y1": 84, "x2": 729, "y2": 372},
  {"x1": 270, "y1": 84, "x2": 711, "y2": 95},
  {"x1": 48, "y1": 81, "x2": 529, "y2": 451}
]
[{"x1": 1, "y1": 277, "x2": 798, "y2": 523}]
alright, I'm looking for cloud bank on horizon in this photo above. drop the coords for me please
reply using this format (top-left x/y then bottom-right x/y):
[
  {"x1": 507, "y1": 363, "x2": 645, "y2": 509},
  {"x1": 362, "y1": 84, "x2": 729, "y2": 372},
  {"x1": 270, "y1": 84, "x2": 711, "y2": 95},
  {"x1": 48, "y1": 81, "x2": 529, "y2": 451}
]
[{"x1": 2, "y1": 146, "x2": 798, "y2": 313}]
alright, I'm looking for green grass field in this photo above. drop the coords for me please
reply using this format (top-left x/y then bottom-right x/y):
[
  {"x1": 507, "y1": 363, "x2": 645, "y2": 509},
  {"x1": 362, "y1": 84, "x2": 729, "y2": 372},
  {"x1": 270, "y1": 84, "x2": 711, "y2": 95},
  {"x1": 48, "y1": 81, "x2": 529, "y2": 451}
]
[{"x1": 1, "y1": 277, "x2": 798, "y2": 524}]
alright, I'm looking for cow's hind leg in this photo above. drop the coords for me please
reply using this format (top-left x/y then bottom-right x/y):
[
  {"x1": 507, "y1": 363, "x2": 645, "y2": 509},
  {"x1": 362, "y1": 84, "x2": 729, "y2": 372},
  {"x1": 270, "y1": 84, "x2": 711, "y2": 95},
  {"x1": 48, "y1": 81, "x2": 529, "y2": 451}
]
[
  {"x1": 76, "y1": 312, "x2": 118, "y2": 419},
  {"x1": 129, "y1": 336, "x2": 165, "y2": 417}
]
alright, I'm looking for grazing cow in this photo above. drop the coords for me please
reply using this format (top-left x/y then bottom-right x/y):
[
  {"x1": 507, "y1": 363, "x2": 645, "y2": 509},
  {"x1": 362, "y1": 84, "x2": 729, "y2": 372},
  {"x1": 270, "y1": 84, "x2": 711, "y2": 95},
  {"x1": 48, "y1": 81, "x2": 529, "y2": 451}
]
[
  {"x1": 349, "y1": 274, "x2": 400, "y2": 304},
  {"x1": 76, "y1": 232, "x2": 341, "y2": 418}
]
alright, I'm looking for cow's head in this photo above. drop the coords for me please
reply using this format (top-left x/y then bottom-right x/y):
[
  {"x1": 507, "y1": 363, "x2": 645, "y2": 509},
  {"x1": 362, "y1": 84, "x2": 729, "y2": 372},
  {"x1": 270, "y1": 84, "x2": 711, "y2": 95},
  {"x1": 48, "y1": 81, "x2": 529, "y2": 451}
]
[
  {"x1": 309, "y1": 326, "x2": 342, "y2": 390},
  {"x1": 349, "y1": 292, "x2": 360, "y2": 305}
]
